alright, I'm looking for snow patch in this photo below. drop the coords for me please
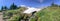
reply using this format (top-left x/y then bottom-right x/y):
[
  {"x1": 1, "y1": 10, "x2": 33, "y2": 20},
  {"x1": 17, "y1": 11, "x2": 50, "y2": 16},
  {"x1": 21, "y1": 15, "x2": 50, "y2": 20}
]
[{"x1": 23, "y1": 7, "x2": 41, "y2": 14}]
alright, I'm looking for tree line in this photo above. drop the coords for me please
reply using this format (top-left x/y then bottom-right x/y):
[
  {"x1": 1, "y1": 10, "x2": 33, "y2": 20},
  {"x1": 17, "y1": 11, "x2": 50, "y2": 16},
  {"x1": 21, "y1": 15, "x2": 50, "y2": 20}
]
[
  {"x1": 1, "y1": 3, "x2": 60, "y2": 11},
  {"x1": 1, "y1": 3, "x2": 18, "y2": 11}
]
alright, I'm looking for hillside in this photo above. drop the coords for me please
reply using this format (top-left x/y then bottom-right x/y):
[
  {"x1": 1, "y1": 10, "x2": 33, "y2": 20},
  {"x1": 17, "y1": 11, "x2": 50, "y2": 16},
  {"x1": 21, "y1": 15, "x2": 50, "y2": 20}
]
[
  {"x1": 3, "y1": 4, "x2": 60, "y2": 21},
  {"x1": 36, "y1": 6, "x2": 60, "y2": 21},
  {"x1": 3, "y1": 7, "x2": 28, "y2": 21}
]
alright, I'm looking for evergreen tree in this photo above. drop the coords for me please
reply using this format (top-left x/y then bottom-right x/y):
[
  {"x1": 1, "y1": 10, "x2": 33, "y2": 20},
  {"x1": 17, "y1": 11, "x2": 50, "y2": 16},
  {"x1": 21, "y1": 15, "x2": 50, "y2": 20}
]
[
  {"x1": 1, "y1": 6, "x2": 8, "y2": 11},
  {"x1": 59, "y1": 6, "x2": 60, "y2": 7},
  {"x1": 4, "y1": 6, "x2": 8, "y2": 10},
  {"x1": 51, "y1": 2, "x2": 58, "y2": 7},
  {"x1": 51, "y1": 3, "x2": 54, "y2": 6},
  {"x1": 10, "y1": 3, "x2": 17, "y2": 10},
  {"x1": 1, "y1": 6, "x2": 4, "y2": 11}
]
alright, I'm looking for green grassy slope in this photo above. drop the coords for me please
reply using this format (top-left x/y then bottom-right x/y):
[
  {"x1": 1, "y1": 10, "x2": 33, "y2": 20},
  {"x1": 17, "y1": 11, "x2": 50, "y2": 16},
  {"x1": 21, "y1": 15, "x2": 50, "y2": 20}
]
[
  {"x1": 36, "y1": 6, "x2": 60, "y2": 21},
  {"x1": 4, "y1": 7, "x2": 27, "y2": 21}
]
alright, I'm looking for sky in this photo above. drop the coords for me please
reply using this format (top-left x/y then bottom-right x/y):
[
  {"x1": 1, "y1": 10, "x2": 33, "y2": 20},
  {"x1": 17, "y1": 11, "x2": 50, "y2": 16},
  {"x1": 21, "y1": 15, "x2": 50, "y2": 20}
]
[{"x1": 0, "y1": 0, "x2": 60, "y2": 9}]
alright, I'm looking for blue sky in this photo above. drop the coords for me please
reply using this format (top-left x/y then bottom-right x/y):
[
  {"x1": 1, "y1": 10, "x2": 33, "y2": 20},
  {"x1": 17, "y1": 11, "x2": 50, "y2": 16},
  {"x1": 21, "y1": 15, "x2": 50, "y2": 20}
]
[{"x1": 0, "y1": 0, "x2": 60, "y2": 9}]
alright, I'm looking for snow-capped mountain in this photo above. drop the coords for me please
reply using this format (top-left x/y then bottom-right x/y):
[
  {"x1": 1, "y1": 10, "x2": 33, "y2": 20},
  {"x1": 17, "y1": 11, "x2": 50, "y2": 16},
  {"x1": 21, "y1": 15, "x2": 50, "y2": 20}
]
[{"x1": 20, "y1": 5, "x2": 41, "y2": 14}]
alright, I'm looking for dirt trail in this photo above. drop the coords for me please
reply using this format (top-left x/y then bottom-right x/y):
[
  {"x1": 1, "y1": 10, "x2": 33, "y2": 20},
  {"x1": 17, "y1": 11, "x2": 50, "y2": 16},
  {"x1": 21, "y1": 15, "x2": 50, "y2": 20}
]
[{"x1": 0, "y1": 12, "x2": 3, "y2": 21}]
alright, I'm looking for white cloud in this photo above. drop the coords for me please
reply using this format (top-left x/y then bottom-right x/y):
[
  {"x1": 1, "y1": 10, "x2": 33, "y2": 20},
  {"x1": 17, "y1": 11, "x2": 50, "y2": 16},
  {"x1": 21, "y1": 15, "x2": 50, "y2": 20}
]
[
  {"x1": 39, "y1": 0, "x2": 44, "y2": 3},
  {"x1": 20, "y1": 5, "x2": 26, "y2": 7}
]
